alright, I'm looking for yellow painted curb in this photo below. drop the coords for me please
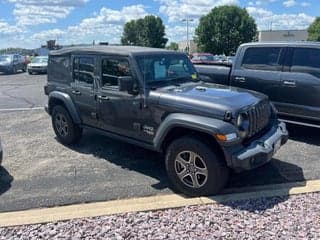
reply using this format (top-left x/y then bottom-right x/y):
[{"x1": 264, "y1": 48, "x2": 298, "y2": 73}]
[{"x1": 1, "y1": 180, "x2": 320, "y2": 228}]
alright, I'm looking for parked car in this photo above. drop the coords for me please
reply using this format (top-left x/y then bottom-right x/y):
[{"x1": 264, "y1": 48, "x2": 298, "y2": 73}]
[
  {"x1": 191, "y1": 53, "x2": 219, "y2": 64},
  {"x1": 195, "y1": 42, "x2": 320, "y2": 128},
  {"x1": 0, "y1": 54, "x2": 26, "y2": 74},
  {"x1": 27, "y1": 56, "x2": 48, "y2": 74},
  {"x1": 44, "y1": 46, "x2": 288, "y2": 196}
]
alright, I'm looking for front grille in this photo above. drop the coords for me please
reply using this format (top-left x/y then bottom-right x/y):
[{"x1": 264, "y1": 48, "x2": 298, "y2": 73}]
[{"x1": 246, "y1": 100, "x2": 271, "y2": 138}]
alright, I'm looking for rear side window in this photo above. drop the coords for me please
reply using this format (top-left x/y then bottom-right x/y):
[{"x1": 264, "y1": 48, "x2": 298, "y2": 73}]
[
  {"x1": 73, "y1": 56, "x2": 95, "y2": 84},
  {"x1": 48, "y1": 55, "x2": 70, "y2": 82},
  {"x1": 290, "y1": 48, "x2": 320, "y2": 78},
  {"x1": 242, "y1": 47, "x2": 282, "y2": 71},
  {"x1": 101, "y1": 58, "x2": 131, "y2": 87}
]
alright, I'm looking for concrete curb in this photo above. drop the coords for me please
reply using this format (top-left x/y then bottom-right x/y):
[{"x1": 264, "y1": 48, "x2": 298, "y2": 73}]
[{"x1": 1, "y1": 180, "x2": 319, "y2": 228}]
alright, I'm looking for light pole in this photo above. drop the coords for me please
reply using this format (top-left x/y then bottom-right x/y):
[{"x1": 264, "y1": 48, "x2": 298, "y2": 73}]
[{"x1": 182, "y1": 18, "x2": 193, "y2": 54}]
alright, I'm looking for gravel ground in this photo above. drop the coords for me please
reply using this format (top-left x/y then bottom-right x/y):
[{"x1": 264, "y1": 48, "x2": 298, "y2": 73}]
[{"x1": 1, "y1": 192, "x2": 319, "y2": 239}]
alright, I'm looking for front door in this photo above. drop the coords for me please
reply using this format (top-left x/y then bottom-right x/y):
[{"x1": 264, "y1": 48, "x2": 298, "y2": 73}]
[
  {"x1": 71, "y1": 55, "x2": 98, "y2": 127},
  {"x1": 97, "y1": 56, "x2": 143, "y2": 140}
]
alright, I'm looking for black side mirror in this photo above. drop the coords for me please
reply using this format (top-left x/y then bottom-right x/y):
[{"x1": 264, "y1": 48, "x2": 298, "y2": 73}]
[{"x1": 118, "y1": 76, "x2": 135, "y2": 93}]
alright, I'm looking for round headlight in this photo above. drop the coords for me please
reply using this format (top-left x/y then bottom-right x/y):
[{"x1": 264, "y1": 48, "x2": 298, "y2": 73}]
[{"x1": 237, "y1": 112, "x2": 249, "y2": 137}]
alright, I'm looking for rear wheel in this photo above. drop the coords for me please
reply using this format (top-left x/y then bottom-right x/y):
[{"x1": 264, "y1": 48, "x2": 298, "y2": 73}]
[
  {"x1": 165, "y1": 136, "x2": 229, "y2": 196},
  {"x1": 52, "y1": 105, "x2": 82, "y2": 145}
]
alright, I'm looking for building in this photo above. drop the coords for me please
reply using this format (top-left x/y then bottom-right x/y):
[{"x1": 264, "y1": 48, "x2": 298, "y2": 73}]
[
  {"x1": 178, "y1": 40, "x2": 198, "y2": 54},
  {"x1": 258, "y1": 30, "x2": 308, "y2": 42}
]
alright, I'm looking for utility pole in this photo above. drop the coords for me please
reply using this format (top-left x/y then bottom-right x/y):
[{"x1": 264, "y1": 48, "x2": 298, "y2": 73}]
[{"x1": 182, "y1": 18, "x2": 194, "y2": 54}]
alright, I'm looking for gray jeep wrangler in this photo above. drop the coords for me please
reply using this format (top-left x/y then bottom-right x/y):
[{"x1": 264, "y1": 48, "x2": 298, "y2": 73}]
[{"x1": 44, "y1": 46, "x2": 288, "y2": 196}]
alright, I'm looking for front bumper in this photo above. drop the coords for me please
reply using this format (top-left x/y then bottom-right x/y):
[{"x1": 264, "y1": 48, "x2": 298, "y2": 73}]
[
  {"x1": 28, "y1": 66, "x2": 47, "y2": 73},
  {"x1": 0, "y1": 65, "x2": 11, "y2": 72},
  {"x1": 230, "y1": 121, "x2": 288, "y2": 172}
]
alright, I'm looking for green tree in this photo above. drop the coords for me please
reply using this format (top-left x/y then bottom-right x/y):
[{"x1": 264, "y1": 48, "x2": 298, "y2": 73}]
[
  {"x1": 166, "y1": 42, "x2": 179, "y2": 51},
  {"x1": 308, "y1": 17, "x2": 320, "y2": 41},
  {"x1": 195, "y1": 5, "x2": 257, "y2": 55},
  {"x1": 121, "y1": 15, "x2": 168, "y2": 48}
]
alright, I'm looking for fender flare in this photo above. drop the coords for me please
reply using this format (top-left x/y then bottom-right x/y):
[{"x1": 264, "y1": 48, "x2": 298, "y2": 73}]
[
  {"x1": 153, "y1": 113, "x2": 238, "y2": 151},
  {"x1": 48, "y1": 91, "x2": 81, "y2": 124}
]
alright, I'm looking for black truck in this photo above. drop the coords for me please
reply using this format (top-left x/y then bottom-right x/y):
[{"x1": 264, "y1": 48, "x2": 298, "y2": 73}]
[
  {"x1": 44, "y1": 46, "x2": 288, "y2": 196},
  {"x1": 196, "y1": 42, "x2": 320, "y2": 128}
]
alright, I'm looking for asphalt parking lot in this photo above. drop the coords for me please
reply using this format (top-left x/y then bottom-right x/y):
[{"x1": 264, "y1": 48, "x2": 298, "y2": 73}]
[{"x1": 0, "y1": 72, "x2": 319, "y2": 212}]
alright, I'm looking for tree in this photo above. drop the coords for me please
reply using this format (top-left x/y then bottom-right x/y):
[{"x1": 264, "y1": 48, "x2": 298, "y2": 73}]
[
  {"x1": 195, "y1": 6, "x2": 257, "y2": 55},
  {"x1": 121, "y1": 15, "x2": 168, "y2": 48},
  {"x1": 166, "y1": 42, "x2": 179, "y2": 51},
  {"x1": 308, "y1": 17, "x2": 320, "y2": 41}
]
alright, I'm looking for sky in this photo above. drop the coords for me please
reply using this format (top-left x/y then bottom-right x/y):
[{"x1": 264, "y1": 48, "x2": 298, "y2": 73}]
[{"x1": 0, "y1": 0, "x2": 318, "y2": 49}]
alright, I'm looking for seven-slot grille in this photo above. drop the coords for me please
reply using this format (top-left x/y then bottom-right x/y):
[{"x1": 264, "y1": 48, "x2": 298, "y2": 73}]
[{"x1": 246, "y1": 100, "x2": 271, "y2": 138}]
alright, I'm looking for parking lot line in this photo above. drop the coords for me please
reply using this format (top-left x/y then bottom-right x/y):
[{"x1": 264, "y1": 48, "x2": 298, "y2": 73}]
[
  {"x1": 0, "y1": 179, "x2": 319, "y2": 228},
  {"x1": 0, "y1": 107, "x2": 44, "y2": 112}
]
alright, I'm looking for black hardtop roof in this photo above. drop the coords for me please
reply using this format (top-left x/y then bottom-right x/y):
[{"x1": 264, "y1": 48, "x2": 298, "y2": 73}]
[
  {"x1": 240, "y1": 41, "x2": 320, "y2": 48},
  {"x1": 49, "y1": 45, "x2": 179, "y2": 56}
]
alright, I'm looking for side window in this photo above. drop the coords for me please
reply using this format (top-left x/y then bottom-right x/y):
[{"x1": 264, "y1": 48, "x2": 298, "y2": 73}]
[
  {"x1": 49, "y1": 55, "x2": 70, "y2": 82},
  {"x1": 101, "y1": 58, "x2": 131, "y2": 87},
  {"x1": 73, "y1": 56, "x2": 94, "y2": 84},
  {"x1": 291, "y1": 48, "x2": 320, "y2": 78},
  {"x1": 242, "y1": 47, "x2": 282, "y2": 71}
]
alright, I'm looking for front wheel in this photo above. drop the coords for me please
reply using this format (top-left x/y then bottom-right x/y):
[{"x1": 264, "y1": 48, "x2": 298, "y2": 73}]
[
  {"x1": 52, "y1": 105, "x2": 82, "y2": 145},
  {"x1": 165, "y1": 137, "x2": 229, "y2": 196}
]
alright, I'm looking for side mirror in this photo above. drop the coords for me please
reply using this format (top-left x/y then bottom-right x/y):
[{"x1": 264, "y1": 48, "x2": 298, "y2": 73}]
[{"x1": 118, "y1": 76, "x2": 134, "y2": 93}]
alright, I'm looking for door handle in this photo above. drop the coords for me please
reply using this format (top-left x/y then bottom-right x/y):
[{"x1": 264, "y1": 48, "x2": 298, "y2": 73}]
[
  {"x1": 235, "y1": 76, "x2": 246, "y2": 83},
  {"x1": 283, "y1": 80, "x2": 296, "y2": 86},
  {"x1": 72, "y1": 90, "x2": 81, "y2": 95},
  {"x1": 97, "y1": 95, "x2": 110, "y2": 101}
]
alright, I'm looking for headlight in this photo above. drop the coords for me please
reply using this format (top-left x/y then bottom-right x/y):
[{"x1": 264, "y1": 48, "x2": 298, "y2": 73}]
[
  {"x1": 237, "y1": 112, "x2": 249, "y2": 138},
  {"x1": 270, "y1": 102, "x2": 278, "y2": 116}
]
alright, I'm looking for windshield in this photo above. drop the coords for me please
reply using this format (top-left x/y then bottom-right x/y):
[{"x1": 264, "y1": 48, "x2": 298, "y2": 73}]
[
  {"x1": 31, "y1": 57, "x2": 48, "y2": 63},
  {"x1": 136, "y1": 54, "x2": 198, "y2": 85},
  {"x1": 0, "y1": 55, "x2": 11, "y2": 61}
]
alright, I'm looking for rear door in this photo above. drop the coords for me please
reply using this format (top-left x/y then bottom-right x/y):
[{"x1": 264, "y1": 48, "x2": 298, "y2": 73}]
[
  {"x1": 279, "y1": 47, "x2": 320, "y2": 120},
  {"x1": 71, "y1": 55, "x2": 99, "y2": 127},
  {"x1": 231, "y1": 46, "x2": 285, "y2": 102}
]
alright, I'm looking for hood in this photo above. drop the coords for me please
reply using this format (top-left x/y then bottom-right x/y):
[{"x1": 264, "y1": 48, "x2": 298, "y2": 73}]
[
  {"x1": 0, "y1": 60, "x2": 10, "y2": 66},
  {"x1": 28, "y1": 62, "x2": 47, "y2": 67},
  {"x1": 150, "y1": 82, "x2": 267, "y2": 118}
]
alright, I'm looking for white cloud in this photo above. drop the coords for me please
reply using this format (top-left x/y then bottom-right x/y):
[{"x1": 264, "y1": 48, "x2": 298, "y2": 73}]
[
  {"x1": 31, "y1": 29, "x2": 66, "y2": 41},
  {"x1": 158, "y1": 0, "x2": 239, "y2": 22},
  {"x1": 301, "y1": 2, "x2": 311, "y2": 7},
  {"x1": 283, "y1": 0, "x2": 296, "y2": 7},
  {"x1": 29, "y1": 5, "x2": 149, "y2": 45},
  {"x1": 0, "y1": 19, "x2": 22, "y2": 35},
  {"x1": 5, "y1": 0, "x2": 88, "y2": 26},
  {"x1": 247, "y1": 6, "x2": 314, "y2": 30}
]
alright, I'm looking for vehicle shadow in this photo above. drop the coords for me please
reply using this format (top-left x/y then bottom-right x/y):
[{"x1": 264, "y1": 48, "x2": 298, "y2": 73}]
[
  {"x1": 69, "y1": 131, "x2": 170, "y2": 191},
  {"x1": 0, "y1": 166, "x2": 13, "y2": 196},
  {"x1": 68, "y1": 131, "x2": 306, "y2": 212},
  {"x1": 287, "y1": 123, "x2": 320, "y2": 146}
]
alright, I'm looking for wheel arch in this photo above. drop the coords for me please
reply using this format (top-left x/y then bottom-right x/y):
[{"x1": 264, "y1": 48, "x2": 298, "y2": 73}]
[
  {"x1": 48, "y1": 91, "x2": 81, "y2": 124},
  {"x1": 154, "y1": 113, "x2": 237, "y2": 154}
]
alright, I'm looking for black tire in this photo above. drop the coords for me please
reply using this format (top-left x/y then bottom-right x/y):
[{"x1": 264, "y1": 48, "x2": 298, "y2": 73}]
[
  {"x1": 28, "y1": 71, "x2": 32, "y2": 75},
  {"x1": 12, "y1": 66, "x2": 17, "y2": 74},
  {"x1": 165, "y1": 136, "x2": 229, "y2": 197},
  {"x1": 52, "y1": 105, "x2": 82, "y2": 145}
]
